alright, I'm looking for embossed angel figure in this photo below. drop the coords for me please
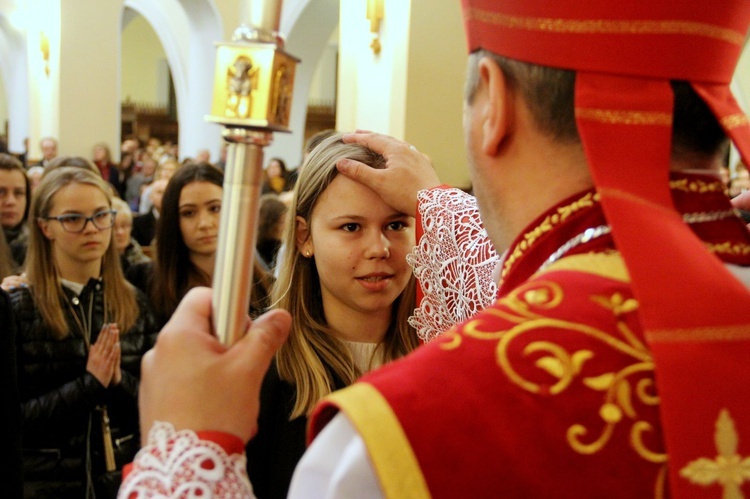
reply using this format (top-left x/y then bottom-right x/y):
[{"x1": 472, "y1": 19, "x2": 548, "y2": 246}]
[{"x1": 226, "y1": 56, "x2": 257, "y2": 119}]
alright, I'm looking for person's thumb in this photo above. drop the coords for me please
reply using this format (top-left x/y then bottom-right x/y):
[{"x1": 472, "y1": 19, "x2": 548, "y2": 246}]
[
  {"x1": 230, "y1": 309, "x2": 291, "y2": 376},
  {"x1": 336, "y1": 158, "x2": 381, "y2": 188}
]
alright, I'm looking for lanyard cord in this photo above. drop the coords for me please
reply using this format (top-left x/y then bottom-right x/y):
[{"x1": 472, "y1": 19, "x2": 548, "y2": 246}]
[{"x1": 64, "y1": 281, "x2": 109, "y2": 349}]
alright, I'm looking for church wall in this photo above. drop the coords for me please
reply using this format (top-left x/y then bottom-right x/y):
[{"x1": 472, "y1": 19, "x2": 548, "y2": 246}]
[
  {"x1": 121, "y1": 15, "x2": 168, "y2": 107},
  {"x1": 57, "y1": 0, "x2": 122, "y2": 160},
  {"x1": 404, "y1": 0, "x2": 468, "y2": 188}
]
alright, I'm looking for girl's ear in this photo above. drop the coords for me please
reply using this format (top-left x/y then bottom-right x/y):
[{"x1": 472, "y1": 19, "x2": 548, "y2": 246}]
[
  {"x1": 295, "y1": 216, "x2": 313, "y2": 257},
  {"x1": 38, "y1": 218, "x2": 55, "y2": 241}
]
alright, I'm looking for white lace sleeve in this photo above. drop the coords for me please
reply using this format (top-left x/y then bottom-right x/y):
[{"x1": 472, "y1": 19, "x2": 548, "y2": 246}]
[
  {"x1": 118, "y1": 422, "x2": 254, "y2": 498},
  {"x1": 407, "y1": 188, "x2": 499, "y2": 342}
]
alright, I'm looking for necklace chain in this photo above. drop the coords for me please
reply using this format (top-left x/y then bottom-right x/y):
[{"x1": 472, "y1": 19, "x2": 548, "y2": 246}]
[
  {"x1": 538, "y1": 208, "x2": 741, "y2": 272},
  {"x1": 540, "y1": 225, "x2": 611, "y2": 271}
]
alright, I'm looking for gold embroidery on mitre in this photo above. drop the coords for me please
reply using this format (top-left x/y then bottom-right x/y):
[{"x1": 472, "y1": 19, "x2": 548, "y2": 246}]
[
  {"x1": 680, "y1": 409, "x2": 750, "y2": 499},
  {"x1": 575, "y1": 108, "x2": 673, "y2": 126},
  {"x1": 502, "y1": 192, "x2": 599, "y2": 279},
  {"x1": 646, "y1": 323, "x2": 750, "y2": 343},
  {"x1": 722, "y1": 114, "x2": 750, "y2": 130},
  {"x1": 466, "y1": 8, "x2": 745, "y2": 45}
]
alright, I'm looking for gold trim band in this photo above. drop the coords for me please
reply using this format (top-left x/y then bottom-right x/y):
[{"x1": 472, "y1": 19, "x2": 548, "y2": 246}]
[
  {"x1": 324, "y1": 384, "x2": 431, "y2": 499},
  {"x1": 467, "y1": 8, "x2": 745, "y2": 45},
  {"x1": 669, "y1": 178, "x2": 726, "y2": 194},
  {"x1": 706, "y1": 241, "x2": 750, "y2": 256},
  {"x1": 501, "y1": 192, "x2": 599, "y2": 279},
  {"x1": 576, "y1": 108, "x2": 673, "y2": 126},
  {"x1": 646, "y1": 323, "x2": 750, "y2": 343},
  {"x1": 538, "y1": 252, "x2": 631, "y2": 283},
  {"x1": 721, "y1": 113, "x2": 750, "y2": 129}
]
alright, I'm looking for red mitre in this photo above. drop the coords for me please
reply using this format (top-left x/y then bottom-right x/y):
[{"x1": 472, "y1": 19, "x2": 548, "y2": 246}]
[{"x1": 461, "y1": 1, "x2": 750, "y2": 497}]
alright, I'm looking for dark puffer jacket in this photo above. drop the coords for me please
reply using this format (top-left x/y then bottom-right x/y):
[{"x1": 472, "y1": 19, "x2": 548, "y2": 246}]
[
  {"x1": 0, "y1": 290, "x2": 23, "y2": 499},
  {"x1": 11, "y1": 278, "x2": 158, "y2": 498}
]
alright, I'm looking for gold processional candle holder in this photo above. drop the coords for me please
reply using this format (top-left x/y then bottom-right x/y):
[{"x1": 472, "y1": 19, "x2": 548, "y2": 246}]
[{"x1": 206, "y1": 2, "x2": 298, "y2": 345}]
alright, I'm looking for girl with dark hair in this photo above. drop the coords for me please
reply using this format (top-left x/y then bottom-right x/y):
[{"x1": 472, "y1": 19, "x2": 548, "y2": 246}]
[
  {"x1": 261, "y1": 157, "x2": 292, "y2": 194},
  {"x1": 0, "y1": 153, "x2": 30, "y2": 270},
  {"x1": 92, "y1": 142, "x2": 123, "y2": 196},
  {"x1": 127, "y1": 162, "x2": 272, "y2": 326},
  {"x1": 151, "y1": 162, "x2": 222, "y2": 323},
  {"x1": 9, "y1": 167, "x2": 157, "y2": 497}
]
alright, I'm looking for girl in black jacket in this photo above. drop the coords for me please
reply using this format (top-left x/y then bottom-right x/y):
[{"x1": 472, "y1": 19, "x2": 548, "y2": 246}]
[{"x1": 9, "y1": 167, "x2": 158, "y2": 498}]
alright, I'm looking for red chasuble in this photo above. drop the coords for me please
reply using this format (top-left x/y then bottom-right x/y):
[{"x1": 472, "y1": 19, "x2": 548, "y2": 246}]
[{"x1": 310, "y1": 176, "x2": 750, "y2": 498}]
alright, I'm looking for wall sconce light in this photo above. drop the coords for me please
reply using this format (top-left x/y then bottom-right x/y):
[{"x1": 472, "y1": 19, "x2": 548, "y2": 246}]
[
  {"x1": 40, "y1": 32, "x2": 50, "y2": 77},
  {"x1": 366, "y1": 0, "x2": 383, "y2": 55}
]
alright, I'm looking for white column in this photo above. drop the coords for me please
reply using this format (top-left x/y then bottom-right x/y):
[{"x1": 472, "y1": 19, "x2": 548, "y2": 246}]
[
  {"x1": 337, "y1": 0, "x2": 410, "y2": 137},
  {"x1": 26, "y1": 0, "x2": 61, "y2": 159},
  {"x1": 239, "y1": 0, "x2": 282, "y2": 31},
  {"x1": 0, "y1": 11, "x2": 29, "y2": 155}
]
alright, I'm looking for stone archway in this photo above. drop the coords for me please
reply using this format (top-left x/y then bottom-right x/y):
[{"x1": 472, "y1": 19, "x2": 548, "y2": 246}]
[
  {"x1": 121, "y1": 0, "x2": 223, "y2": 159},
  {"x1": 264, "y1": 0, "x2": 340, "y2": 167},
  {"x1": 0, "y1": 14, "x2": 29, "y2": 154},
  {"x1": 120, "y1": 0, "x2": 340, "y2": 163}
]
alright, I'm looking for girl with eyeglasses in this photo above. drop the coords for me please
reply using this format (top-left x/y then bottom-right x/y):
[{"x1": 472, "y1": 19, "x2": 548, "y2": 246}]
[{"x1": 8, "y1": 167, "x2": 158, "y2": 498}]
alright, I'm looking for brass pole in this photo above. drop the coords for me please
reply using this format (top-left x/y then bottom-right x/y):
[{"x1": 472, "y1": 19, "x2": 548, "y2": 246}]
[
  {"x1": 211, "y1": 129, "x2": 270, "y2": 345},
  {"x1": 208, "y1": 0, "x2": 298, "y2": 345}
]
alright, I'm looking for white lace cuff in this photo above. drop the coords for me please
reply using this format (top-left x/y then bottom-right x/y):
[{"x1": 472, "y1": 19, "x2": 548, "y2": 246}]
[
  {"x1": 408, "y1": 187, "x2": 499, "y2": 342},
  {"x1": 118, "y1": 422, "x2": 254, "y2": 498}
]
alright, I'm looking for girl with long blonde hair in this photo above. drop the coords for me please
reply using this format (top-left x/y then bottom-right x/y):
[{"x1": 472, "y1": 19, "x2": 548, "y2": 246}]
[
  {"x1": 9, "y1": 167, "x2": 157, "y2": 497},
  {"x1": 246, "y1": 134, "x2": 419, "y2": 499}
]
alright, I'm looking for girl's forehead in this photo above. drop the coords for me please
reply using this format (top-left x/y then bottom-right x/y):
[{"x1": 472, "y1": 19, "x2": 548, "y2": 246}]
[
  {"x1": 51, "y1": 182, "x2": 108, "y2": 207},
  {"x1": 179, "y1": 180, "x2": 222, "y2": 199},
  {"x1": 0, "y1": 169, "x2": 27, "y2": 184},
  {"x1": 116, "y1": 210, "x2": 133, "y2": 221},
  {"x1": 312, "y1": 174, "x2": 402, "y2": 219}
]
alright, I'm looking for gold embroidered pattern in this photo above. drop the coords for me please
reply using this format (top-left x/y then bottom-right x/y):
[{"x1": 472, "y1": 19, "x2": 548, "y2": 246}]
[
  {"x1": 441, "y1": 279, "x2": 665, "y2": 468},
  {"x1": 599, "y1": 187, "x2": 690, "y2": 220},
  {"x1": 706, "y1": 241, "x2": 750, "y2": 256},
  {"x1": 501, "y1": 192, "x2": 600, "y2": 279},
  {"x1": 721, "y1": 114, "x2": 750, "y2": 130},
  {"x1": 466, "y1": 8, "x2": 745, "y2": 45},
  {"x1": 541, "y1": 252, "x2": 630, "y2": 283},
  {"x1": 680, "y1": 409, "x2": 750, "y2": 499},
  {"x1": 655, "y1": 465, "x2": 668, "y2": 499},
  {"x1": 669, "y1": 178, "x2": 725, "y2": 194},
  {"x1": 576, "y1": 108, "x2": 672, "y2": 126}
]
